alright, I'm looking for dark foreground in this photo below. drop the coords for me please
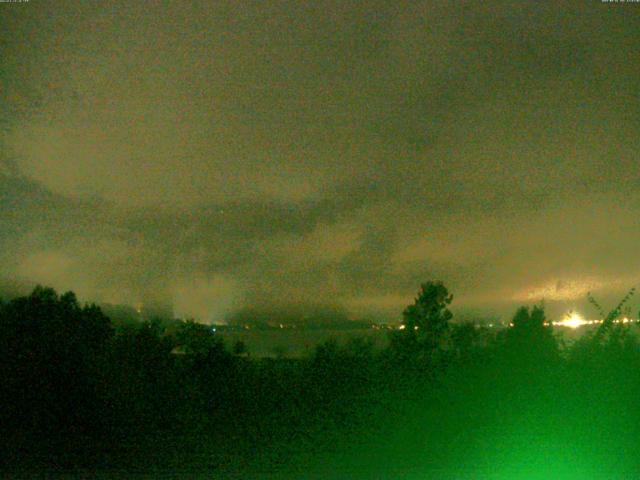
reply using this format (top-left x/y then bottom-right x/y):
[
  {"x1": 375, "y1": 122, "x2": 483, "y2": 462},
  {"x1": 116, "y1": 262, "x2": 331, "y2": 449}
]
[{"x1": 3, "y1": 285, "x2": 640, "y2": 479}]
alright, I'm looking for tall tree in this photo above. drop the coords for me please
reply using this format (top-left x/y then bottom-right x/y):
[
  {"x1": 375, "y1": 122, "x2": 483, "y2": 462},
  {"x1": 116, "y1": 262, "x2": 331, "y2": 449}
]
[
  {"x1": 404, "y1": 281, "x2": 453, "y2": 342},
  {"x1": 391, "y1": 281, "x2": 453, "y2": 365}
]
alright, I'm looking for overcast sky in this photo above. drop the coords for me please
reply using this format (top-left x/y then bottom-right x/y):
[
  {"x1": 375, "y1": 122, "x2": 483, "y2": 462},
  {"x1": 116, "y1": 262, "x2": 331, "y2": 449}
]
[{"x1": 2, "y1": 1, "x2": 640, "y2": 322}]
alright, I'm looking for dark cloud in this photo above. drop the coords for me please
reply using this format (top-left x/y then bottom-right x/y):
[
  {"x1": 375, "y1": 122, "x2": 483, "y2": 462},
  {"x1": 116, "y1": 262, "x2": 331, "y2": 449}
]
[{"x1": 2, "y1": 1, "x2": 640, "y2": 321}]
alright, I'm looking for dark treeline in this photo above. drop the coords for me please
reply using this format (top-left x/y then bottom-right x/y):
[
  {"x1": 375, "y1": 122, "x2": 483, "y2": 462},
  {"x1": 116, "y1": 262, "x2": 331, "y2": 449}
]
[{"x1": 2, "y1": 282, "x2": 640, "y2": 478}]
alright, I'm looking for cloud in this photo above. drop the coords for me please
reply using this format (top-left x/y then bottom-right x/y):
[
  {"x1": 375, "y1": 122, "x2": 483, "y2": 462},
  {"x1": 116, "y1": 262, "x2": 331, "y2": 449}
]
[
  {"x1": 172, "y1": 275, "x2": 241, "y2": 323},
  {"x1": 1, "y1": 2, "x2": 640, "y2": 321}
]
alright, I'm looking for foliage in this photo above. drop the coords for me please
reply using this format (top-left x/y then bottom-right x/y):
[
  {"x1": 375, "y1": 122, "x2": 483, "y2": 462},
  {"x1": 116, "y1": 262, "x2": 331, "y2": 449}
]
[
  {"x1": 174, "y1": 319, "x2": 224, "y2": 356},
  {"x1": 500, "y1": 304, "x2": 559, "y2": 367},
  {"x1": 571, "y1": 288, "x2": 639, "y2": 367},
  {"x1": 0, "y1": 286, "x2": 113, "y2": 441},
  {"x1": 390, "y1": 281, "x2": 453, "y2": 367},
  {"x1": 589, "y1": 287, "x2": 636, "y2": 338},
  {"x1": 2, "y1": 283, "x2": 640, "y2": 477}
]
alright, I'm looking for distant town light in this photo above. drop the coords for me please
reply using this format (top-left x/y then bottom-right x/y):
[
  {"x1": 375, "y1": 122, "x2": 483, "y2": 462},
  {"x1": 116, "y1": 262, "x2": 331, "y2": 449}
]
[{"x1": 554, "y1": 312, "x2": 588, "y2": 329}]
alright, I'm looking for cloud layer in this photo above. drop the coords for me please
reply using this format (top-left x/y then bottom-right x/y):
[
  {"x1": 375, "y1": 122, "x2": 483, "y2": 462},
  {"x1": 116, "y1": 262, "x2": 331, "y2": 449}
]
[{"x1": 2, "y1": 1, "x2": 640, "y2": 321}]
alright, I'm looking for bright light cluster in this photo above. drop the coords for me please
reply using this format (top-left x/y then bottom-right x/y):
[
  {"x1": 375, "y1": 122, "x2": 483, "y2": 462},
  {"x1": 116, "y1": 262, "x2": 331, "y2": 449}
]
[
  {"x1": 554, "y1": 312, "x2": 590, "y2": 329},
  {"x1": 552, "y1": 312, "x2": 637, "y2": 329}
]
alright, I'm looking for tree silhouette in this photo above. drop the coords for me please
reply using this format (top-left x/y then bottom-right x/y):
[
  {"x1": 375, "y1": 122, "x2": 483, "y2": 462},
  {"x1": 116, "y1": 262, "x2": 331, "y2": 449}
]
[
  {"x1": 503, "y1": 304, "x2": 558, "y2": 364},
  {"x1": 0, "y1": 286, "x2": 113, "y2": 446},
  {"x1": 450, "y1": 321, "x2": 486, "y2": 361},
  {"x1": 404, "y1": 281, "x2": 453, "y2": 336},
  {"x1": 390, "y1": 281, "x2": 453, "y2": 366},
  {"x1": 589, "y1": 287, "x2": 636, "y2": 339},
  {"x1": 174, "y1": 319, "x2": 224, "y2": 357},
  {"x1": 574, "y1": 288, "x2": 638, "y2": 363}
]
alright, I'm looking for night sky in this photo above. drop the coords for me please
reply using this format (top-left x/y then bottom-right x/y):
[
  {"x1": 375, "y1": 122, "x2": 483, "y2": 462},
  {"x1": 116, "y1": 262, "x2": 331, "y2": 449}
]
[{"x1": 2, "y1": 1, "x2": 640, "y2": 323}]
